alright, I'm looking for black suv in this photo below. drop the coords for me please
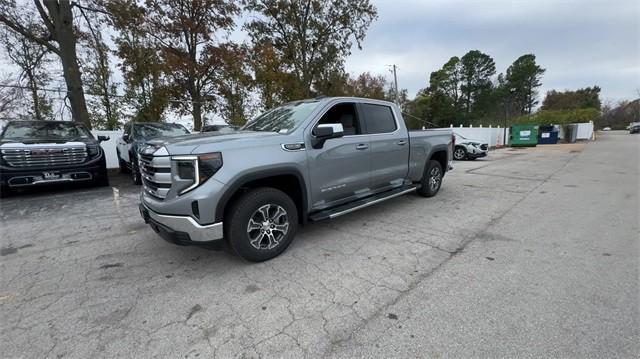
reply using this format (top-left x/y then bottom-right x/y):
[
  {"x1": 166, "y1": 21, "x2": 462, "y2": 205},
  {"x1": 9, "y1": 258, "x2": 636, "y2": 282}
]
[
  {"x1": 0, "y1": 120, "x2": 110, "y2": 196},
  {"x1": 116, "y1": 122, "x2": 190, "y2": 184}
]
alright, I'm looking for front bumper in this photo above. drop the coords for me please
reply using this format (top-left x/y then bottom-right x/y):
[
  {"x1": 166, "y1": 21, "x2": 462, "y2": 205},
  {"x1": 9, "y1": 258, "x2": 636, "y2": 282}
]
[
  {"x1": 139, "y1": 203, "x2": 224, "y2": 245},
  {"x1": 0, "y1": 163, "x2": 106, "y2": 187},
  {"x1": 468, "y1": 151, "x2": 488, "y2": 159}
]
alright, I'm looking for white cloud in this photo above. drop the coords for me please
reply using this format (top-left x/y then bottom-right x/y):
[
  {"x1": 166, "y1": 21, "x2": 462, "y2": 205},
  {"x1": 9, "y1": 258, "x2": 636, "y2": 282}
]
[{"x1": 345, "y1": 0, "x2": 640, "y2": 101}]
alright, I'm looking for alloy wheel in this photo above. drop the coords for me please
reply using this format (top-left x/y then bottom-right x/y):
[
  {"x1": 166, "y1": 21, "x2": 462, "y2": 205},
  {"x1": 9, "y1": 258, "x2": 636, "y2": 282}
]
[
  {"x1": 454, "y1": 148, "x2": 465, "y2": 160},
  {"x1": 246, "y1": 204, "x2": 290, "y2": 250},
  {"x1": 429, "y1": 166, "x2": 442, "y2": 192}
]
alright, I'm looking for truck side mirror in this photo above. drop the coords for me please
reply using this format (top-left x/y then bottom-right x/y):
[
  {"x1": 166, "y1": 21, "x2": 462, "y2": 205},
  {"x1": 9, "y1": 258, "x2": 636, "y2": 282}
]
[
  {"x1": 97, "y1": 135, "x2": 110, "y2": 142},
  {"x1": 312, "y1": 123, "x2": 344, "y2": 149},
  {"x1": 122, "y1": 133, "x2": 129, "y2": 141}
]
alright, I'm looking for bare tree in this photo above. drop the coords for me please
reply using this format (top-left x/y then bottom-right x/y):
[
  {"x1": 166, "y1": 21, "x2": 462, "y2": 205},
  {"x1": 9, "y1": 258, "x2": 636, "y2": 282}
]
[
  {"x1": 78, "y1": 7, "x2": 121, "y2": 129},
  {"x1": 0, "y1": 74, "x2": 21, "y2": 118},
  {"x1": 0, "y1": 0, "x2": 92, "y2": 128},
  {"x1": 1, "y1": 21, "x2": 53, "y2": 121}
]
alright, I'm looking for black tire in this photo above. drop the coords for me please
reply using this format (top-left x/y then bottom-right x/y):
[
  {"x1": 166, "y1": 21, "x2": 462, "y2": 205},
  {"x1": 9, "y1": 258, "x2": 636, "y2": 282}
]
[
  {"x1": 117, "y1": 151, "x2": 129, "y2": 173},
  {"x1": 453, "y1": 146, "x2": 467, "y2": 161},
  {"x1": 0, "y1": 184, "x2": 12, "y2": 198},
  {"x1": 93, "y1": 172, "x2": 110, "y2": 187},
  {"x1": 130, "y1": 153, "x2": 142, "y2": 185},
  {"x1": 417, "y1": 160, "x2": 443, "y2": 198},
  {"x1": 225, "y1": 187, "x2": 298, "y2": 262}
]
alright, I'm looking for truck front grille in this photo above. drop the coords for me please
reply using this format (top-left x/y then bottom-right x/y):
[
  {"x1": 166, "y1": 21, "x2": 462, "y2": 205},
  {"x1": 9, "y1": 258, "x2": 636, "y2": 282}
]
[
  {"x1": 139, "y1": 153, "x2": 171, "y2": 200},
  {"x1": 480, "y1": 144, "x2": 488, "y2": 150},
  {"x1": 1, "y1": 146, "x2": 87, "y2": 168}
]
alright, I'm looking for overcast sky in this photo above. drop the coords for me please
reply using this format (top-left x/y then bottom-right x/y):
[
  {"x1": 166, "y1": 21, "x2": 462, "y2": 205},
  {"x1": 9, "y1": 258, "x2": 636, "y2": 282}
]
[
  {"x1": 2, "y1": 0, "x2": 638, "y2": 125},
  {"x1": 345, "y1": 0, "x2": 639, "y2": 104}
]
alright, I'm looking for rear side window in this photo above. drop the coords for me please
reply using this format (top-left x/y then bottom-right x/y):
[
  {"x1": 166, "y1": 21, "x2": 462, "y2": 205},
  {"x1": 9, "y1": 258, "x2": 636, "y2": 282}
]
[{"x1": 361, "y1": 104, "x2": 396, "y2": 134}]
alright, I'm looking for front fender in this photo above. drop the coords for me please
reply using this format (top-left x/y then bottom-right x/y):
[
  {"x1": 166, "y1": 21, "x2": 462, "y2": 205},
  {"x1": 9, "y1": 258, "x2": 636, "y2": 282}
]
[{"x1": 214, "y1": 166, "x2": 309, "y2": 223}]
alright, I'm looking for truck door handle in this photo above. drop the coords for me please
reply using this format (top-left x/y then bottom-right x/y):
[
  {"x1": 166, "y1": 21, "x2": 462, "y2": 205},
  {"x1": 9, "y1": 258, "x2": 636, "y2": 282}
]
[
  {"x1": 356, "y1": 144, "x2": 369, "y2": 150},
  {"x1": 396, "y1": 140, "x2": 407, "y2": 146}
]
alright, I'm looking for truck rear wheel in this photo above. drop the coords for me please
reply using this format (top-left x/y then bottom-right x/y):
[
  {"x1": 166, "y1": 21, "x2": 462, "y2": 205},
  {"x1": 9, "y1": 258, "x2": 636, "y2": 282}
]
[
  {"x1": 0, "y1": 184, "x2": 12, "y2": 198},
  {"x1": 417, "y1": 160, "x2": 443, "y2": 197},
  {"x1": 225, "y1": 187, "x2": 298, "y2": 262}
]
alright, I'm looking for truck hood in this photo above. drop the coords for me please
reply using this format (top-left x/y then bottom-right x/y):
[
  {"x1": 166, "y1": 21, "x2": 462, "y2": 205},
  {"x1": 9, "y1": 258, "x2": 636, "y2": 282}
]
[
  {"x1": 456, "y1": 137, "x2": 485, "y2": 145},
  {"x1": 149, "y1": 131, "x2": 285, "y2": 155}
]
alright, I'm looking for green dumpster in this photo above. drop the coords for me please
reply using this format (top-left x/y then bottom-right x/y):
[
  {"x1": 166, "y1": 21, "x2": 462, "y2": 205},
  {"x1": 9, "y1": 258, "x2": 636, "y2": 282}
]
[{"x1": 510, "y1": 124, "x2": 539, "y2": 147}]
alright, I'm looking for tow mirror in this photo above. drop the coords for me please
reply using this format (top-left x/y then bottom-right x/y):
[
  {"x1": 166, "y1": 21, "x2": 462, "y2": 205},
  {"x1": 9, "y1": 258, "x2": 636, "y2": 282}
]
[
  {"x1": 97, "y1": 135, "x2": 110, "y2": 142},
  {"x1": 312, "y1": 123, "x2": 344, "y2": 149}
]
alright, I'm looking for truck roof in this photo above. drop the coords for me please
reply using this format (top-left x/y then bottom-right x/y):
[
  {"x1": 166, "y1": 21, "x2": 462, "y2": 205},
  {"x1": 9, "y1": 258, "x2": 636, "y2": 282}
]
[{"x1": 312, "y1": 96, "x2": 396, "y2": 105}]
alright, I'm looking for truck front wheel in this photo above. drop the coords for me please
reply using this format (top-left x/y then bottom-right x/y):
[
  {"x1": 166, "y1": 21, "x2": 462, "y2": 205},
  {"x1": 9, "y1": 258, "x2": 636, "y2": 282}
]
[
  {"x1": 453, "y1": 146, "x2": 467, "y2": 160},
  {"x1": 225, "y1": 187, "x2": 298, "y2": 262},
  {"x1": 130, "y1": 153, "x2": 142, "y2": 185},
  {"x1": 417, "y1": 160, "x2": 443, "y2": 197}
]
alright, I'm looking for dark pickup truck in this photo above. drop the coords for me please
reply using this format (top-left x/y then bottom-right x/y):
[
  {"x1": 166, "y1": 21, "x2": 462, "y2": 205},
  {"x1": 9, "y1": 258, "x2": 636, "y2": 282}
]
[{"x1": 0, "y1": 120, "x2": 110, "y2": 196}]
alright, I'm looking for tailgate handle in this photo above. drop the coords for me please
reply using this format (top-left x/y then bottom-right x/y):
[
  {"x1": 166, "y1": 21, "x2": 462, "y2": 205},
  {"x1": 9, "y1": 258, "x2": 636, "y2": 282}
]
[
  {"x1": 355, "y1": 144, "x2": 369, "y2": 150},
  {"x1": 396, "y1": 140, "x2": 407, "y2": 146}
]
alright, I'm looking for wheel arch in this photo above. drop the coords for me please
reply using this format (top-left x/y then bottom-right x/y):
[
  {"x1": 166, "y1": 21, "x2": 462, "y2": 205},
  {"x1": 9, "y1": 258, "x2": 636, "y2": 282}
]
[
  {"x1": 428, "y1": 146, "x2": 449, "y2": 175},
  {"x1": 216, "y1": 167, "x2": 308, "y2": 224}
]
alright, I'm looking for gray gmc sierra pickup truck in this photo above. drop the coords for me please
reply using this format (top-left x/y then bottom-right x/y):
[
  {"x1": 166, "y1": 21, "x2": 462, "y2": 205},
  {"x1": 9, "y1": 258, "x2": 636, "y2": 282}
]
[{"x1": 139, "y1": 97, "x2": 453, "y2": 261}]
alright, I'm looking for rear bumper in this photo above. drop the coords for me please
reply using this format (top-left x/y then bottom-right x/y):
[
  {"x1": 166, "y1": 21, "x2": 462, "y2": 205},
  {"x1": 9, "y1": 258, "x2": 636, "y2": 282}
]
[{"x1": 139, "y1": 203, "x2": 224, "y2": 245}]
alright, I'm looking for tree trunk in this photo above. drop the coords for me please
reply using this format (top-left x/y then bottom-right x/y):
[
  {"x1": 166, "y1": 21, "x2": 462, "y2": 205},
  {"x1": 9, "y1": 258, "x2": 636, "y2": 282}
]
[
  {"x1": 46, "y1": 1, "x2": 92, "y2": 129},
  {"x1": 187, "y1": 76, "x2": 203, "y2": 130},
  {"x1": 192, "y1": 100, "x2": 203, "y2": 131}
]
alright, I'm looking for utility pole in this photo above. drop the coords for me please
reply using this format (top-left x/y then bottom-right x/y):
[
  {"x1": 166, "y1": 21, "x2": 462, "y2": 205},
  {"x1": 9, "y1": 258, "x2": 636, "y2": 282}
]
[
  {"x1": 503, "y1": 87, "x2": 516, "y2": 146},
  {"x1": 388, "y1": 64, "x2": 399, "y2": 104}
]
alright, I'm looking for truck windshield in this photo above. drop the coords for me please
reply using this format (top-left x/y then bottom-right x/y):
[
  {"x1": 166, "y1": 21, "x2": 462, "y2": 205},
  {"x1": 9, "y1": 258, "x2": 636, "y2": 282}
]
[
  {"x1": 242, "y1": 100, "x2": 320, "y2": 133},
  {"x1": 1, "y1": 122, "x2": 92, "y2": 140},
  {"x1": 134, "y1": 123, "x2": 190, "y2": 139}
]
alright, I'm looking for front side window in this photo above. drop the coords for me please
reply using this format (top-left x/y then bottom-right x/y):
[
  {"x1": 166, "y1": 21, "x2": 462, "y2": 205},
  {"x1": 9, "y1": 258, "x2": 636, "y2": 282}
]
[
  {"x1": 1, "y1": 122, "x2": 92, "y2": 140},
  {"x1": 242, "y1": 100, "x2": 321, "y2": 133},
  {"x1": 361, "y1": 104, "x2": 397, "y2": 134},
  {"x1": 316, "y1": 103, "x2": 361, "y2": 136}
]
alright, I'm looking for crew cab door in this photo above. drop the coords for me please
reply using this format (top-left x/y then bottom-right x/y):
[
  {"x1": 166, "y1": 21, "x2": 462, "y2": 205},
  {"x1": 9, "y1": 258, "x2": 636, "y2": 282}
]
[
  {"x1": 359, "y1": 103, "x2": 410, "y2": 193},
  {"x1": 305, "y1": 102, "x2": 371, "y2": 211}
]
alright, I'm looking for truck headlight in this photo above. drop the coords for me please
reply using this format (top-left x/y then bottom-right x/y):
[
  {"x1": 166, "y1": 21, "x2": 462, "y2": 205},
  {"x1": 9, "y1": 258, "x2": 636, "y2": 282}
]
[
  {"x1": 171, "y1": 152, "x2": 223, "y2": 195},
  {"x1": 87, "y1": 145, "x2": 100, "y2": 156}
]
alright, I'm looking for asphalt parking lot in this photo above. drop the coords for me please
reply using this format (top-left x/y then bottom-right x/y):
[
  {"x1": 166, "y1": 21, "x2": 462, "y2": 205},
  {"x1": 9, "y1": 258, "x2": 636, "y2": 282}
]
[{"x1": 1, "y1": 132, "x2": 638, "y2": 358}]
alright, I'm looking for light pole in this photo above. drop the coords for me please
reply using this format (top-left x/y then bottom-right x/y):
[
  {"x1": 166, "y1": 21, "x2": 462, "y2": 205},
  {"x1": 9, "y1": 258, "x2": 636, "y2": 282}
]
[
  {"x1": 504, "y1": 87, "x2": 516, "y2": 146},
  {"x1": 388, "y1": 64, "x2": 399, "y2": 104}
]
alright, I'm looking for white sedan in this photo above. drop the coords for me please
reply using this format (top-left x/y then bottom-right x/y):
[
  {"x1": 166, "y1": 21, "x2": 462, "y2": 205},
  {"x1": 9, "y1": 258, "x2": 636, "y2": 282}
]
[{"x1": 453, "y1": 133, "x2": 489, "y2": 160}]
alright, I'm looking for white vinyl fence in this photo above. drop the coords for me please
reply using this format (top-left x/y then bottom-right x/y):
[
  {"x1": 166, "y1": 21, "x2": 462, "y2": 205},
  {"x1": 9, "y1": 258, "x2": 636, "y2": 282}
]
[
  {"x1": 92, "y1": 130, "x2": 123, "y2": 169},
  {"x1": 433, "y1": 125, "x2": 511, "y2": 147},
  {"x1": 575, "y1": 122, "x2": 594, "y2": 140},
  {"x1": 432, "y1": 122, "x2": 594, "y2": 147}
]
